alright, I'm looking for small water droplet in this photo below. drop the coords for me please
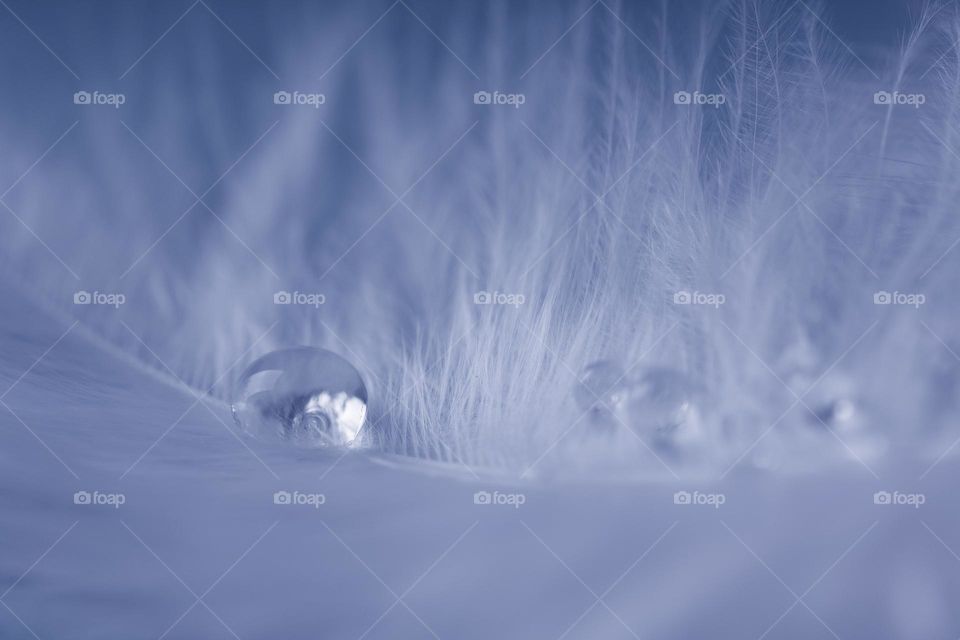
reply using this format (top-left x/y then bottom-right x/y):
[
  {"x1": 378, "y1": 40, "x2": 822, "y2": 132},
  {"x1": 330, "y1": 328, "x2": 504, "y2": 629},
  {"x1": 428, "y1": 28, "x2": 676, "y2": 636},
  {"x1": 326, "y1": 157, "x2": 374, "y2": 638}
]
[
  {"x1": 232, "y1": 347, "x2": 368, "y2": 448},
  {"x1": 625, "y1": 367, "x2": 700, "y2": 444},
  {"x1": 574, "y1": 360, "x2": 628, "y2": 427},
  {"x1": 575, "y1": 361, "x2": 701, "y2": 447}
]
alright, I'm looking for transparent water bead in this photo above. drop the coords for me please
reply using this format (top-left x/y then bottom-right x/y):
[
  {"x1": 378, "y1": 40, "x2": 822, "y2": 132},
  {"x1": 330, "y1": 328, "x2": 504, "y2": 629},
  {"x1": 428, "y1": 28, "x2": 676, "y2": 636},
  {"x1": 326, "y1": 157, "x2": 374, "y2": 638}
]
[
  {"x1": 573, "y1": 360, "x2": 630, "y2": 427},
  {"x1": 574, "y1": 361, "x2": 701, "y2": 445},
  {"x1": 626, "y1": 367, "x2": 701, "y2": 445},
  {"x1": 232, "y1": 347, "x2": 368, "y2": 448}
]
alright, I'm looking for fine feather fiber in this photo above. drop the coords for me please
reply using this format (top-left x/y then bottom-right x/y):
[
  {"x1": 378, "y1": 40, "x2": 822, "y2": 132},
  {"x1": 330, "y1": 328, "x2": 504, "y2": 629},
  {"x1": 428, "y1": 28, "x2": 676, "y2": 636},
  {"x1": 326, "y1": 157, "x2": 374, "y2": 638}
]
[{"x1": 1, "y1": 0, "x2": 958, "y2": 477}]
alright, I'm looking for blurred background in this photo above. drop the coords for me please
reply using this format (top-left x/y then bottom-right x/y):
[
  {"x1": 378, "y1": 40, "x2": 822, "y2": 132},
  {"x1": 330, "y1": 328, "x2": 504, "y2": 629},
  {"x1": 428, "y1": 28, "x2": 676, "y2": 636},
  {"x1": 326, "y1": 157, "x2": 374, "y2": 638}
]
[{"x1": 1, "y1": 0, "x2": 959, "y2": 638}]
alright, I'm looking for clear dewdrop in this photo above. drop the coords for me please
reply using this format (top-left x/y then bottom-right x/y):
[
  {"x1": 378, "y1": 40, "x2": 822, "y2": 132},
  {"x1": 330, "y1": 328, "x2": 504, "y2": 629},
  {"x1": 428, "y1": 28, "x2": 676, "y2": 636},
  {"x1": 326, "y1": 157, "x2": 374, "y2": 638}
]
[
  {"x1": 232, "y1": 347, "x2": 368, "y2": 448},
  {"x1": 575, "y1": 360, "x2": 701, "y2": 445},
  {"x1": 626, "y1": 367, "x2": 700, "y2": 446},
  {"x1": 574, "y1": 360, "x2": 630, "y2": 428}
]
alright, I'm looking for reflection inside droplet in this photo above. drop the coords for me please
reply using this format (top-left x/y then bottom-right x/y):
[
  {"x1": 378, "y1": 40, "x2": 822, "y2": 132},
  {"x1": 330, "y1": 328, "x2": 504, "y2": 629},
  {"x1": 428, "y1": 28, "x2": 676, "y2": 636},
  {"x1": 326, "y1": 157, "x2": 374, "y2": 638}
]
[
  {"x1": 232, "y1": 347, "x2": 368, "y2": 448},
  {"x1": 574, "y1": 360, "x2": 628, "y2": 427},
  {"x1": 575, "y1": 361, "x2": 701, "y2": 448},
  {"x1": 625, "y1": 367, "x2": 700, "y2": 446}
]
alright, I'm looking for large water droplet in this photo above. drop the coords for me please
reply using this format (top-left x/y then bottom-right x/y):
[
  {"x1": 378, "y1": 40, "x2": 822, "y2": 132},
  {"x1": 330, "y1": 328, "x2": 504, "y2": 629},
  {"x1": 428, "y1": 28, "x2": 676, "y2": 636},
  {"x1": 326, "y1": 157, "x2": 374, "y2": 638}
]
[
  {"x1": 574, "y1": 360, "x2": 629, "y2": 428},
  {"x1": 232, "y1": 347, "x2": 368, "y2": 448},
  {"x1": 575, "y1": 361, "x2": 701, "y2": 447},
  {"x1": 625, "y1": 367, "x2": 699, "y2": 440}
]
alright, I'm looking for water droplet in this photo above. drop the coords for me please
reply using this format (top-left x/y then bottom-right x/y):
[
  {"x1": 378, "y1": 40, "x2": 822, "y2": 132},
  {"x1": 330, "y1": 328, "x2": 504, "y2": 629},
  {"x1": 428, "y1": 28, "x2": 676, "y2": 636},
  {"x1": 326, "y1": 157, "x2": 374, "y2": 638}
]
[
  {"x1": 625, "y1": 367, "x2": 700, "y2": 444},
  {"x1": 232, "y1": 347, "x2": 368, "y2": 448},
  {"x1": 574, "y1": 360, "x2": 629, "y2": 427},
  {"x1": 575, "y1": 361, "x2": 701, "y2": 446}
]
